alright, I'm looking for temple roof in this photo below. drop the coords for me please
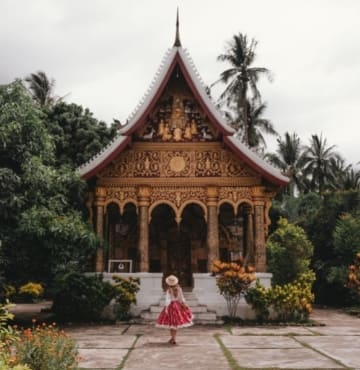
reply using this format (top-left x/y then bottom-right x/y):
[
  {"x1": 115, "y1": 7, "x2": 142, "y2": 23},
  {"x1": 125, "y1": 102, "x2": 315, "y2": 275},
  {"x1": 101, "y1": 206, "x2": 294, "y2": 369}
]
[{"x1": 78, "y1": 38, "x2": 289, "y2": 187}]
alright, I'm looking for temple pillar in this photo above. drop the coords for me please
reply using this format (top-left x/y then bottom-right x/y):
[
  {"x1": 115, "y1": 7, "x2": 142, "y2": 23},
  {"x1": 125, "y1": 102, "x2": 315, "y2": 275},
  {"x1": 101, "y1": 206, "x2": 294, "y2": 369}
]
[
  {"x1": 244, "y1": 205, "x2": 255, "y2": 266},
  {"x1": 137, "y1": 186, "x2": 151, "y2": 272},
  {"x1": 253, "y1": 187, "x2": 266, "y2": 272},
  {"x1": 95, "y1": 186, "x2": 106, "y2": 272},
  {"x1": 206, "y1": 186, "x2": 219, "y2": 271}
]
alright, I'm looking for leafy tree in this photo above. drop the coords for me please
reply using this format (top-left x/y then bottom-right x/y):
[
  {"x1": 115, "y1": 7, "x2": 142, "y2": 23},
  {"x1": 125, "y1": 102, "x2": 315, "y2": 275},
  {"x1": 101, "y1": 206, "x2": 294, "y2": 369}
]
[
  {"x1": 325, "y1": 214, "x2": 360, "y2": 304},
  {"x1": 45, "y1": 102, "x2": 117, "y2": 168},
  {"x1": 213, "y1": 33, "x2": 272, "y2": 144},
  {"x1": 0, "y1": 81, "x2": 99, "y2": 286},
  {"x1": 267, "y1": 218, "x2": 314, "y2": 285}
]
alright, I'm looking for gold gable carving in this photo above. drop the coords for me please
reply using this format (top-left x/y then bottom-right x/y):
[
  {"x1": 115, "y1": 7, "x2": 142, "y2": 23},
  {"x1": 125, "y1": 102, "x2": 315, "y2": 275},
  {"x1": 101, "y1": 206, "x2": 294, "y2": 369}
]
[{"x1": 99, "y1": 146, "x2": 255, "y2": 179}]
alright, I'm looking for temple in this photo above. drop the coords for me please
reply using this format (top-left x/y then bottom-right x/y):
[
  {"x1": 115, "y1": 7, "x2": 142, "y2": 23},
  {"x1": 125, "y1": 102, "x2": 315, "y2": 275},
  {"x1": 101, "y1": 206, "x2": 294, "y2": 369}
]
[{"x1": 78, "y1": 15, "x2": 289, "y2": 290}]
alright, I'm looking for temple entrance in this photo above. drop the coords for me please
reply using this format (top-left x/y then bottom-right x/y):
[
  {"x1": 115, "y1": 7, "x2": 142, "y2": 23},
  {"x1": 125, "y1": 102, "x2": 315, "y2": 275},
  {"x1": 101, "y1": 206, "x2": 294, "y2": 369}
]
[{"x1": 149, "y1": 203, "x2": 206, "y2": 287}]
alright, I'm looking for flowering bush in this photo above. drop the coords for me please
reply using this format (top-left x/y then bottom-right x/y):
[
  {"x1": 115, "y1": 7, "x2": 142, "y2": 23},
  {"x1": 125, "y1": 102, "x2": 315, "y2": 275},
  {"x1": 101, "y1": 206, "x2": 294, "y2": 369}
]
[
  {"x1": 112, "y1": 276, "x2": 140, "y2": 321},
  {"x1": 246, "y1": 271, "x2": 315, "y2": 322},
  {"x1": 19, "y1": 282, "x2": 44, "y2": 301},
  {"x1": 212, "y1": 259, "x2": 256, "y2": 317},
  {"x1": 13, "y1": 321, "x2": 79, "y2": 370},
  {"x1": 347, "y1": 252, "x2": 360, "y2": 300}
]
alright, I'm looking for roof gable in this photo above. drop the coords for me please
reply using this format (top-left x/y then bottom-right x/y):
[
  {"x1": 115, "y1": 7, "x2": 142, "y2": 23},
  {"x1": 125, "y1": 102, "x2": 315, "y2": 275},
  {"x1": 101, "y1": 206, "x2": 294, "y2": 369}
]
[{"x1": 78, "y1": 44, "x2": 289, "y2": 187}]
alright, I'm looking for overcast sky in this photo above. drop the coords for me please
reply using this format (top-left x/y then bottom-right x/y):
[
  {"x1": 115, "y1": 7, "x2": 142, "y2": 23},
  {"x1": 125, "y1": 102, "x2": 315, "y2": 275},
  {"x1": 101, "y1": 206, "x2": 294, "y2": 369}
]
[{"x1": 1, "y1": 0, "x2": 359, "y2": 166}]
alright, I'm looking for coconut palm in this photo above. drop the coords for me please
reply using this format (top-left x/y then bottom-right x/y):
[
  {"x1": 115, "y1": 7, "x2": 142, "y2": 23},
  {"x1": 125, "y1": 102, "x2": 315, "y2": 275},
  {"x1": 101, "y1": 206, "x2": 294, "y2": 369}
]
[
  {"x1": 213, "y1": 33, "x2": 272, "y2": 144},
  {"x1": 303, "y1": 134, "x2": 340, "y2": 194},
  {"x1": 266, "y1": 132, "x2": 307, "y2": 195},
  {"x1": 25, "y1": 71, "x2": 56, "y2": 106},
  {"x1": 225, "y1": 98, "x2": 277, "y2": 151}
]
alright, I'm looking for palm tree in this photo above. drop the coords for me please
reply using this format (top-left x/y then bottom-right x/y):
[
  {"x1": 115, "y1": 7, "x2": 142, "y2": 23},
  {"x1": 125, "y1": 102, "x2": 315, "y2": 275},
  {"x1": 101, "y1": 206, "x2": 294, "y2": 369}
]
[
  {"x1": 330, "y1": 158, "x2": 360, "y2": 190},
  {"x1": 25, "y1": 71, "x2": 56, "y2": 106},
  {"x1": 225, "y1": 98, "x2": 277, "y2": 151},
  {"x1": 213, "y1": 33, "x2": 272, "y2": 145},
  {"x1": 266, "y1": 132, "x2": 307, "y2": 195},
  {"x1": 303, "y1": 134, "x2": 340, "y2": 194}
]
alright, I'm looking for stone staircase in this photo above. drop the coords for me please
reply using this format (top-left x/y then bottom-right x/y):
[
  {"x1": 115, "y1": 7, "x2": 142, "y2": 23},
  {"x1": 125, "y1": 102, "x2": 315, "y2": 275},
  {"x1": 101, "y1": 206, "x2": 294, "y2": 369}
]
[{"x1": 140, "y1": 291, "x2": 223, "y2": 324}]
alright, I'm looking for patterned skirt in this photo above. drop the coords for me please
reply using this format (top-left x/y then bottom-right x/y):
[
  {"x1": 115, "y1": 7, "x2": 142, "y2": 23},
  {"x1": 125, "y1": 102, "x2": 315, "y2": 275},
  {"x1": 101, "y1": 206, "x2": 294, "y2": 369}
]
[{"x1": 155, "y1": 301, "x2": 194, "y2": 329}]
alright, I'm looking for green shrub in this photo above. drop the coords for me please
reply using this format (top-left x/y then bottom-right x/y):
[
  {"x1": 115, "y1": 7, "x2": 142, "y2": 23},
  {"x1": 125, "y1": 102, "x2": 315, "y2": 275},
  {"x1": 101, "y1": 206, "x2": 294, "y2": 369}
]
[
  {"x1": 246, "y1": 271, "x2": 315, "y2": 322},
  {"x1": 348, "y1": 252, "x2": 360, "y2": 302},
  {"x1": 112, "y1": 276, "x2": 140, "y2": 321},
  {"x1": 14, "y1": 322, "x2": 78, "y2": 370},
  {"x1": 267, "y1": 218, "x2": 314, "y2": 285},
  {"x1": 245, "y1": 280, "x2": 271, "y2": 321},
  {"x1": 18, "y1": 282, "x2": 44, "y2": 302},
  {"x1": 52, "y1": 272, "x2": 116, "y2": 322}
]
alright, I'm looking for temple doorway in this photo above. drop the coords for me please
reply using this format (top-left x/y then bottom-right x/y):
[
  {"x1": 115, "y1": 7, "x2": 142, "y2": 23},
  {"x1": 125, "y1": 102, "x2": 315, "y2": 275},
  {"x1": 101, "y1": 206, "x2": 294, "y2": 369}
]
[{"x1": 149, "y1": 203, "x2": 206, "y2": 287}]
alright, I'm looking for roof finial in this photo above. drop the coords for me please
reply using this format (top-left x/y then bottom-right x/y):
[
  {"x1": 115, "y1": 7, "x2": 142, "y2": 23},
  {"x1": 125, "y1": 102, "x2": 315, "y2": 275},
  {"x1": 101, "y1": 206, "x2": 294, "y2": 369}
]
[{"x1": 174, "y1": 8, "x2": 181, "y2": 47}]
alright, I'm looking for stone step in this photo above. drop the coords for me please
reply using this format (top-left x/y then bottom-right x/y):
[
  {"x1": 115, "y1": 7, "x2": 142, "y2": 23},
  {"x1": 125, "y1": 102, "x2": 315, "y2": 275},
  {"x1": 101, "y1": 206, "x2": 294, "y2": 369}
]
[
  {"x1": 150, "y1": 305, "x2": 208, "y2": 313},
  {"x1": 158, "y1": 299, "x2": 200, "y2": 306}
]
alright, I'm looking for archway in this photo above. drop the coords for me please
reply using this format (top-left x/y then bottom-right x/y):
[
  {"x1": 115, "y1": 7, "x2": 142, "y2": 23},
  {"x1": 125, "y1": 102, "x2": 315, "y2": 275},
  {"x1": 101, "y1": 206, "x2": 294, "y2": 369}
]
[
  {"x1": 218, "y1": 203, "x2": 245, "y2": 262},
  {"x1": 105, "y1": 202, "x2": 138, "y2": 271}
]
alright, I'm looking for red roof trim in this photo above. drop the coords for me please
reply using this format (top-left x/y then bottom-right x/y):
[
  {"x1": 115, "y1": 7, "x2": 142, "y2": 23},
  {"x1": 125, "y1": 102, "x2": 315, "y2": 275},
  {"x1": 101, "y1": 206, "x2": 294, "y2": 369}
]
[
  {"x1": 122, "y1": 51, "x2": 232, "y2": 136},
  {"x1": 82, "y1": 136, "x2": 131, "y2": 180},
  {"x1": 224, "y1": 136, "x2": 289, "y2": 187},
  {"x1": 176, "y1": 55, "x2": 233, "y2": 135}
]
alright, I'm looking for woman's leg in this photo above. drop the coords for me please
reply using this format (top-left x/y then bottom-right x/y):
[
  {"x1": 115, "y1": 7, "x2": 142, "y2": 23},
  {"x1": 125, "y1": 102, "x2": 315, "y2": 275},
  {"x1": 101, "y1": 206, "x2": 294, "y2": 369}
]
[{"x1": 170, "y1": 328, "x2": 176, "y2": 343}]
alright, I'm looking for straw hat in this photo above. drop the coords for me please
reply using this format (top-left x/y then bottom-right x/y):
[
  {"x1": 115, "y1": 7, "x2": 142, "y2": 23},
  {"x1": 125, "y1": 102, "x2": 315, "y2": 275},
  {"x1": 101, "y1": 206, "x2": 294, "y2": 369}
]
[{"x1": 165, "y1": 275, "x2": 179, "y2": 286}]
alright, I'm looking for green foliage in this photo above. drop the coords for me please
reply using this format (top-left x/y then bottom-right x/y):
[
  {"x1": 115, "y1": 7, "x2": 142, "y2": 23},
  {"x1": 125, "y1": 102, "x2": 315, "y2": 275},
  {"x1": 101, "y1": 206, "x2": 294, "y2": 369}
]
[
  {"x1": 18, "y1": 282, "x2": 44, "y2": 302},
  {"x1": 112, "y1": 276, "x2": 140, "y2": 320},
  {"x1": 0, "y1": 80, "x2": 100, "y2": 287},
  {"x1": 45, "y1": 102, "x2": 117, "y2": 168},
  {"x1": 267, "y1": 218, "x2": 314, "y2": 285},
  {"x1": 245, "y1": 280, "x2": 271, "y2": 321},
  {"x1": 246, "y1": 272, "x2": 315, "y2": 322},
  {"x1": 52, "y1": 272, "x2": 117, "y2": 322},
  {"x1": 14, "y1": 323, "x2": 79, "y2": 370},
  {"x1": 300, "y1": 191, "x2": 360, "y2": 305},
  {"x1": 0, "y1": 301, "x2": 19, "y2": 366}
]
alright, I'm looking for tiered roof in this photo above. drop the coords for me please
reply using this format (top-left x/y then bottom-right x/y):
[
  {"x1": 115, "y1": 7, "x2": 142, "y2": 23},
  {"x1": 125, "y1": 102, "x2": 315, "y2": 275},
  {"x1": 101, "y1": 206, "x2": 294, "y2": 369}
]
[{"x1": 78, "y1": 18, "x2": 289, "y2": 187}]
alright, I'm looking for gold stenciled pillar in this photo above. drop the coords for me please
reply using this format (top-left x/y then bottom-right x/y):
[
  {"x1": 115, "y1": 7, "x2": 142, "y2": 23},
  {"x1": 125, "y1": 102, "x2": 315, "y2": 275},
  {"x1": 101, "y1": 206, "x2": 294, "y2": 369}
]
[
  {"x1": 95, "y1": 186, "x2": 106, "y2": 272},
  {"x1": 206, "y1": 186, "x2": 219, "y2": 271},
  {"x1": 253, "y1": 187, "x2": 266, "y2": 272},
  {"x1": 137, "y1": 186, "x2": 151, "y2": 272},
  {"x1": 244, "y1": 205, "x2": 255, "y2": 266}
]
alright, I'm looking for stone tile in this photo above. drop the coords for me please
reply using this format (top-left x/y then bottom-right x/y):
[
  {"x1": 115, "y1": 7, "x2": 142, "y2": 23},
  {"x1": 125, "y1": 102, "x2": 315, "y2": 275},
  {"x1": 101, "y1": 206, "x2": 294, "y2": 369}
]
[
  {"x1": 122, "y1": 344, "x2": 230, "y2": 370},
  {"x1": 297, "y1": 335, "x2": 360, "y2": 368},
  {"x1": 78, "y1": 348, "x2": 127, "y2": 369},
  {"x1": 126, "y1": 324, "x2": 227, "y2": 336},
  {"x1": 229, "y1": 348, "x2": 344, "y2": 369},
  {"x1": 66, "y1": 324, "x2": 129, "y2": 336},
  {"x1": 76, "y1": 335, "x2": 136, "y2": 349},
  {"x1": 231, "y1": 326, "x2": 314, "y2": 336},
  {"x1": 220, "y1": 335, "x2": 302, "y2": 348},
  {"x1": 306, "y1": 326, "x2": 360, "y2": 336},
  {"x1": 136, "y1": 334, "x2": 218, "y2": 347}
]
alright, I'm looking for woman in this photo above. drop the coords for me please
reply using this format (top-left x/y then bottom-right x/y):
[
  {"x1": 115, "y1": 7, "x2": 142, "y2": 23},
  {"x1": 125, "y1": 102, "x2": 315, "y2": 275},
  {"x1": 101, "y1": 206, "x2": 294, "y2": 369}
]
[{"x1": 155, "y1": 275, "x2": 194, "y2": 344}]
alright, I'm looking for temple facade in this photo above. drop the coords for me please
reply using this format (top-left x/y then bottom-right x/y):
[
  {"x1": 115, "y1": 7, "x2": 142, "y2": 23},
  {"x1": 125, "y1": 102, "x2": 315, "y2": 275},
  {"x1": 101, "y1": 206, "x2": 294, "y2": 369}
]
[{"x1": 78, "y1": 25, "x2": 289, "y2": 289}]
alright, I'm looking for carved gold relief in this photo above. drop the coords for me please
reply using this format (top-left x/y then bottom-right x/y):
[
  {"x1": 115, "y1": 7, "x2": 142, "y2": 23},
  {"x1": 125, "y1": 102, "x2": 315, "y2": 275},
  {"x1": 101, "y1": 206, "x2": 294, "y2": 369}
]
[
  {"x1": 99, "y1": 146, "x2": 255, "y2": 180},
  {"x1": 134, "y1": 92, "x2": 216, "y2": 142}
]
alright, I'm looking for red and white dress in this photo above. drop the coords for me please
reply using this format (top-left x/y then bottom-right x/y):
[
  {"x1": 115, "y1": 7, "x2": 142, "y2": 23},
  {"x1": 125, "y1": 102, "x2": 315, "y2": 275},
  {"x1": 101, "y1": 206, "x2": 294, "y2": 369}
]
[{"x1": 155, "y1": 286, "x2": 194, "y2": 329}]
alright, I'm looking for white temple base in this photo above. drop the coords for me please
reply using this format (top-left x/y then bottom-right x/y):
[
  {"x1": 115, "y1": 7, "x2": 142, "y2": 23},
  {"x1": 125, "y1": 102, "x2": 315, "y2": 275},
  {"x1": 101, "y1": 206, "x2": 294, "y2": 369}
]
[{"x1": 100, "y1": 272, "x2": 272, "y2": 320}]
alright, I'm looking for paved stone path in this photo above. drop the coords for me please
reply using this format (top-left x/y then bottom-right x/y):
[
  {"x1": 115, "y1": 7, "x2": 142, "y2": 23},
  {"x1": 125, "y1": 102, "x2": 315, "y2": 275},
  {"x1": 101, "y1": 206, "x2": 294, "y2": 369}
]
[
  {"x1": 10, "y1": 303, "x2": 360, "y2": 369},
  {"x1": 64, "y1": 309, "x2": 360, "y2": 370}
]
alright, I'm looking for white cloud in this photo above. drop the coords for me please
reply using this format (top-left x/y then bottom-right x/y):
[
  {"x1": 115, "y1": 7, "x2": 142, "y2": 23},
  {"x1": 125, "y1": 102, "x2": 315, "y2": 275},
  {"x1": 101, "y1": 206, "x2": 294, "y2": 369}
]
[{"x1": 0, "y1": 0, "x2": 359, "y2": 165}]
